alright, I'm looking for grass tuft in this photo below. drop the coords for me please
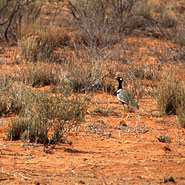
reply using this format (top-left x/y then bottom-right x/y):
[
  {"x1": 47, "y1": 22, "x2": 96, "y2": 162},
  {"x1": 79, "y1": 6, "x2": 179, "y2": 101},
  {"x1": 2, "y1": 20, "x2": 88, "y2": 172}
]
[
  {"x1": 16, "y1": 62, "x2": 58, "y2": 88},
  {"x1": 18, "y1": 23, "x2": 70, "y2": 62},
  {"x1": 61, "y1": 57, "x2": 115, "y2": 94},
  {"x1": 155, "y1": 78, "x2": 185, "y2": 120},
  {"x1": 5, "y1": 90, "x2": 88, "y2": 144}
]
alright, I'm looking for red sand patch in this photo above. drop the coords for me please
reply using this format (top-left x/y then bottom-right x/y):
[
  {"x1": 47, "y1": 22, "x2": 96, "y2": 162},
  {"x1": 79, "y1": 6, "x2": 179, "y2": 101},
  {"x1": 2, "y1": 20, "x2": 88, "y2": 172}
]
[
  {"x1": 0, "y1": 93, "x2": 185, "y2": 184},
  {"x1": 0, "y1": 35, "x2": 185, "y2": 184}
]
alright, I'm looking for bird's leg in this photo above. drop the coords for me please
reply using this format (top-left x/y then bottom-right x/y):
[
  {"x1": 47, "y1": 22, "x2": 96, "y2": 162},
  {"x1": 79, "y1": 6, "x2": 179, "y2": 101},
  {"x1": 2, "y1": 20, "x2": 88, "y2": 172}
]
[
  {"x1": 126, "y1": 112, "x2": 130, "y2": 118},
  {"x1": 126, "y1": 105, "x2": 130, "y2": 118},
  {"x1": 121, "y1": 104, "x2": 129, "y2": 118},
  {"x1": 121, "y1": 105, "x2": 125, "y2": 118},
  {"x1": 122, "y1": 104, "x2": 130, "y2": 118}
]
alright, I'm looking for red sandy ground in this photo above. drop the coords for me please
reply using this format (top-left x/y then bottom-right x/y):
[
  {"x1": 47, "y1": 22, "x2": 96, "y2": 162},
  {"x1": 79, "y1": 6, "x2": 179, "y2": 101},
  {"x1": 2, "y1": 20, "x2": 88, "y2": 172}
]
[
  {"x1": 0, "y1": 93, "x2": 185, "y2": 185},
  {"x1": 0, "y1": 36, "x2": 185, "y2": 184}
]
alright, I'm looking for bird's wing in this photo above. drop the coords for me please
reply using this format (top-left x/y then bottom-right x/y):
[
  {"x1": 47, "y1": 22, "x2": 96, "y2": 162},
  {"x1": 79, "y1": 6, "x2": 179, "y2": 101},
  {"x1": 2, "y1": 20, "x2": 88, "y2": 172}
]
[
  {"x1": 118, "y1": 89, "x2": 139, "y2": 109},
  {"x1": 126, "y1": 91, "x2": 139, "y2": 109},
  {"x1": 117, "y1": 89, "x2": 128, "y2": 104}
]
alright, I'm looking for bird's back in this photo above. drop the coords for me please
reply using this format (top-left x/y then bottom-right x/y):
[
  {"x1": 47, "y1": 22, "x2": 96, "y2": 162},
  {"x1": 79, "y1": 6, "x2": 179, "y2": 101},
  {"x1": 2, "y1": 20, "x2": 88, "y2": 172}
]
[{"x1": 118, "y1": 89, "x2": 139, "y2": 109}]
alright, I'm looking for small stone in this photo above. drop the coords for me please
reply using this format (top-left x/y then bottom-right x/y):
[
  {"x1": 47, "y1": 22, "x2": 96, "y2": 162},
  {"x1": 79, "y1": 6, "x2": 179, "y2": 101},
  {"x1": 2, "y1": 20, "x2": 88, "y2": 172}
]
[
  {"x1": 119, "y1": 120, "x2": 127, "y2": 126},
  {"x1": 163, "y1": 146, "x2": 171, "y2": 151},
  {"x1": 163, "y1": 176, "x2": 175, "y2": 183}
]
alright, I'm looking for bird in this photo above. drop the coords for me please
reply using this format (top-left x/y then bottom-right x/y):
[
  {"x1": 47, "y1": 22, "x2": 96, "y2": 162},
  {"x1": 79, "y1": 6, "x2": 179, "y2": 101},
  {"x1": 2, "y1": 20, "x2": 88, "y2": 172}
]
[{"x1": 115, "y1": 76, "x2": 139, "y2": 117}]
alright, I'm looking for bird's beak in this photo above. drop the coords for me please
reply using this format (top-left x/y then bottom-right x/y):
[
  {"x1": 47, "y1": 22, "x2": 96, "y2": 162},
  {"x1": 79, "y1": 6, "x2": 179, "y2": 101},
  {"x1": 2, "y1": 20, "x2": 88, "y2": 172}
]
[{"x1": 115, "y1": 77, "x2": 118, "y2": 79}]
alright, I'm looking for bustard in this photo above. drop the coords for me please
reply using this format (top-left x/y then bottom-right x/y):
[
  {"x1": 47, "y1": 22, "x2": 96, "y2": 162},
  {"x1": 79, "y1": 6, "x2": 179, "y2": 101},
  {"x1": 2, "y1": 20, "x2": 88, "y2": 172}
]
[{"x1": 115, "y1": 76, "x2": 139, "y2": 117}]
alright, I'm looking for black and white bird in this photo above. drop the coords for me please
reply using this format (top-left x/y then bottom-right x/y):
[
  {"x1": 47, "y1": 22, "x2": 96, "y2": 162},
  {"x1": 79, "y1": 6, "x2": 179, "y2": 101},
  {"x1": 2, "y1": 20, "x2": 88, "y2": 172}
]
[{"x1": 115, "y1": 76, "x2": 139, "y2": 116}]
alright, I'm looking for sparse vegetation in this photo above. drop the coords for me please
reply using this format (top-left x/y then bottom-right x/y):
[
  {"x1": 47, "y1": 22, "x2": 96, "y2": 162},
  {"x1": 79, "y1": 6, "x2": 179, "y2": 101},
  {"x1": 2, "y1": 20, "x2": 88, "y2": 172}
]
[
  {"x1": 5, "y1": 90, "x2": 88, "y2": 144},
  {"x1": 62, "y1": 57, "x2": 115, "y2": 93},
  {"x1": 0, "y1": 0, "x2": 185, "y2": 184},
  {"x1": 155, "y1": 78, "x2": 185, "y2": 119},
  {"x1": 15, "y1": 62, "x2": 58, "y2": 88},
  {"x1": 18, "y1": 23, "x2": 70, "y2": 62}
]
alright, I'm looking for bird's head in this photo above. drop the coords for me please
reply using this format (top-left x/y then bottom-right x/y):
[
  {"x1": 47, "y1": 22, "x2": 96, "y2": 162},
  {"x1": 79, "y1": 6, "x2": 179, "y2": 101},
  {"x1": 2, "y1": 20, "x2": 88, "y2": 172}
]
[{"x1": 115, "y1": 76, "x2": 123, "y2": 82}]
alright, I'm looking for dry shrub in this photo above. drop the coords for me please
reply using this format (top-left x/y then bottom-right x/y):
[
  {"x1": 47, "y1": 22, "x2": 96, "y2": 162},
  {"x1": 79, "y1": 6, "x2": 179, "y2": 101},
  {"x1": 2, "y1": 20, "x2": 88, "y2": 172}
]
[
  {"x1": 62, "y1": 57, "x2": 115, "y2": 93},
  {"x1": 0, "y1": 76, "x2": 14, "y2": 115},
  {"x1": 18, "y1": 23, "x2": 70, "y2": 62},
  {"x1": 0, "y1": 0, "x2": 42, "y2": 41},
  {"x1": 117, "y1": 63, "x2": 158, "y2": 101},
  {"x1": 155, "y1": 0, "x2": 177, "y2": 28},
  {"x1": 126, "y1": 0, "x2": 154, "y2": 31},
  {"x1": 0, "y1": 76, "x2": 29, "y2": 115},
  {"x1": 177, "y1": 100, "x2": 185, "y2": 128},
  {"x1": 1, "y1": 75, "x2": 87, "y2": 144},
  {"x1": 16, "y1": 62, "x2": 58, "y2": 88},
  {"x1": 66, "y1": 0, "x2": 181, "y2": 50},
  {"x1": 155, "y1": 78, "x2": 185, "y2": 116},
  {"x1": 67, "y1": 0, "x2": 139, "y2": 49},
  {"x1": 5, "y1": 90, "x2": 87, "y2": 144}
]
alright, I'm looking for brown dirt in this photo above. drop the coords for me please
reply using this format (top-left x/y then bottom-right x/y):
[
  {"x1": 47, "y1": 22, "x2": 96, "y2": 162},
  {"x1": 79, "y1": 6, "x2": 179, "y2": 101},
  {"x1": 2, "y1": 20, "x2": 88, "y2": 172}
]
[
  {"x1": 0, "y1": 32, "x2": 185, "y2": 184},
  {"x1": 0, "y1": 92, "x2": 185, "y2": 184}
]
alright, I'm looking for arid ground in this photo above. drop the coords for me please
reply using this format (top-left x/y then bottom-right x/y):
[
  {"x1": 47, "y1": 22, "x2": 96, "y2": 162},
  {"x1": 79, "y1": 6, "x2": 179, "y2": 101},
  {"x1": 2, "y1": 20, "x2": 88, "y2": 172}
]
[
  {"x1": 0, "y1": 0, "x2": 185, "y2": 184},
  {"x1": 0, "y1": 90, "x2": 185, "y2": 185},
  {"x1": 0, "y1": 39, "x2": 185, "y2": 184}
]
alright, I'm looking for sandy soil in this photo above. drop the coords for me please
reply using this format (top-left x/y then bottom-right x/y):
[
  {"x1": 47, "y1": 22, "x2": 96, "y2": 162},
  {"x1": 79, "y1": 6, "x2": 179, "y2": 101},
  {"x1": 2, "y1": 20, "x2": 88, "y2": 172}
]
[
  {"x1": 0, "y1": 22, "x2": 184, "y2": 184},
  {"x1": 0, "y1": 92, "x2": 185, "y2": 185}
]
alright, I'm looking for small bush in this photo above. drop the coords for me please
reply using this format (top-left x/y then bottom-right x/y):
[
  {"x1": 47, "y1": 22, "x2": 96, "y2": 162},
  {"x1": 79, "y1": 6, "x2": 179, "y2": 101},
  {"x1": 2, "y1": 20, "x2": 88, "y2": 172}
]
[
  {"x1": 18, "y1": 23, "x2": 70, "y2": 62},
  {"x1": 5, "y1": 117, "x2": 29, "y2": 141},
  {"x1": 176, "y1": 93, "x2": 185, "y2": 128},
  {"x1": 0, "y1": 76, "x2": 13, "y2": 115},
  {"x1": 5, "y1": 90, "x2": 88, "y2": 144},
  {"x1": 16, "y1": 62, "x2": 58, "y2": 88},
  {"x1": 155, "y1": 78, "x2": 185, "y2": 116},
  {"x1": 0, "y1": 0, "x2": 42, "y2": 41},
  {"x1": 67, "y1": 58, "x2": 115, "y2": 93},
  {"x1": 0, "y1": 76, "x2": 29, "y2": 115}
]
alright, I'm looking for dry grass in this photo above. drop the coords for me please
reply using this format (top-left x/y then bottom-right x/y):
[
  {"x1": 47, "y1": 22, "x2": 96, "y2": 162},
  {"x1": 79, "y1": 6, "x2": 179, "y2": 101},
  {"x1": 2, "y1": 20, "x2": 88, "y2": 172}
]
[
  {"x1": 15, "y1": 62, "x2": 58, "y2": 88},
  {"x1": 176, "y1": 88, "x2": 185, "y2": 128},
  {"x1": 0, "y1": 76, "x2": 29, "y2": 115},
  {"x1": 5, "y1": 90, "x2": 88, "y2": 144},
  {"x1": 0, "y1": 75, "x2": 87, "y2": 144},
  {"x1": 155, "y1": 77, "x2": 185, "y2": 119},
  {"x1": 60, "y1": 56, "x2": 115, "y2": 94},
  {"x1": 18, "y1": 23, "x2": 70, "y2": 62}
]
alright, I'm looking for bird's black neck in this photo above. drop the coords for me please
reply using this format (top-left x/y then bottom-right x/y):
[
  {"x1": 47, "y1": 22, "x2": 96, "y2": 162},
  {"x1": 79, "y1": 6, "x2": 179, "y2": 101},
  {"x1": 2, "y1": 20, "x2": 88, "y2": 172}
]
[{"x1": 118, "y1": 81, "x2": 123, "y2": 90}]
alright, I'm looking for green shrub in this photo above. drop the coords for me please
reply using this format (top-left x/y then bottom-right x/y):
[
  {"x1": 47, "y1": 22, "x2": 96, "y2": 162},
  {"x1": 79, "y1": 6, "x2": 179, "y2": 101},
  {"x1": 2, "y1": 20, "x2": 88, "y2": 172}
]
[
  {"x1": 0, "y1": 76, "x2": 29, "y2": 115},
  {"x1": 5, "y1": 90, "x2": 88, "y2": 144}
]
